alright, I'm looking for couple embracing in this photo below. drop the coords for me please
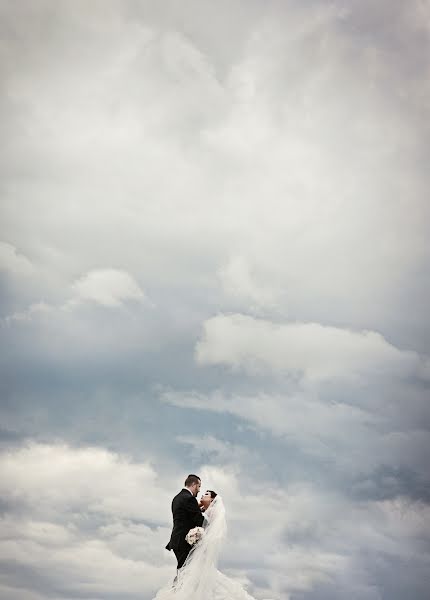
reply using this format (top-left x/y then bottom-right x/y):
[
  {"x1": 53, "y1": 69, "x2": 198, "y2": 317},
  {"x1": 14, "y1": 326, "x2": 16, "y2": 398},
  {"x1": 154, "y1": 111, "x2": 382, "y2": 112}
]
[
  {"x1": 165, "y1": 474, "x2": 217, "y2": 569},
  {"x1": 154, "y1": 473, "x2": 254, "y2": 600}
]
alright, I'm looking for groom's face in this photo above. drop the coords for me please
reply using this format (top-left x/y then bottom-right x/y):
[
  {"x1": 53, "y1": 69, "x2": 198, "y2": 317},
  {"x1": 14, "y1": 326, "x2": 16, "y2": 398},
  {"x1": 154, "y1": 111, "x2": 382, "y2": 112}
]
[{"x1": 191, "y1": 480, "x2": 201, "y2": 496}]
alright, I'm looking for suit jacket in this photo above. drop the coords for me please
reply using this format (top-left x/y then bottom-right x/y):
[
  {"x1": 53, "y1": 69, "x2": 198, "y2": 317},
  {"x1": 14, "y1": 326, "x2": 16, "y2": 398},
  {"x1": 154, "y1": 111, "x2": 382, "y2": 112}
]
[{"x1": 166, "y1": 489, "x2": 204, "y2": 552}]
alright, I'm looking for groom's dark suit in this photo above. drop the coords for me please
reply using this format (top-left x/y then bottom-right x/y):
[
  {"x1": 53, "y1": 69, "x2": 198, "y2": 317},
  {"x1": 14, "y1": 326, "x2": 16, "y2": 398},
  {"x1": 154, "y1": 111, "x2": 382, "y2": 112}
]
[{"x1": 166, "y1": 488, "x2": 204, "y2": 568}]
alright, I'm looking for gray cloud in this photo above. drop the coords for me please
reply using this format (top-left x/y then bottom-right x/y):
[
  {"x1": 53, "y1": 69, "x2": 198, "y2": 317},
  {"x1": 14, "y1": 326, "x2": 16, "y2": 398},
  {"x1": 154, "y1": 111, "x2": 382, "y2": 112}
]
[{"x1": 1, "y1": 0, "x2": 429, "y2": 599}]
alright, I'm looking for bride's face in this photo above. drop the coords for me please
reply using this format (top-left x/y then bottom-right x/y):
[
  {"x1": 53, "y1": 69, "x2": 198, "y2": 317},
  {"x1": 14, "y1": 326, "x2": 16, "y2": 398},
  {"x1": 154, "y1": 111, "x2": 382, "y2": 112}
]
[{"x1": 201, "y1": 491, "x2": 213, "y2": 508}]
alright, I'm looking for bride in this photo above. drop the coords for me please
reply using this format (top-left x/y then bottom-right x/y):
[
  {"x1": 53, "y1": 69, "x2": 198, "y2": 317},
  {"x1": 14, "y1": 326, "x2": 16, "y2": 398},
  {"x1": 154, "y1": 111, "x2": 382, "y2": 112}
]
[{"x1": 154, "y1": 490, "x2": 256, "y2": 600}]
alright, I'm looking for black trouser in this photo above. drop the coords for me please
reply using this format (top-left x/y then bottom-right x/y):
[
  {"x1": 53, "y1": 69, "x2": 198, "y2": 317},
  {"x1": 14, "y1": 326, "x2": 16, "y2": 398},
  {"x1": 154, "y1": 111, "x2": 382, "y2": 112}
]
[{"x1": 173, "y1": 541, "x2": 192, "y2": 569}]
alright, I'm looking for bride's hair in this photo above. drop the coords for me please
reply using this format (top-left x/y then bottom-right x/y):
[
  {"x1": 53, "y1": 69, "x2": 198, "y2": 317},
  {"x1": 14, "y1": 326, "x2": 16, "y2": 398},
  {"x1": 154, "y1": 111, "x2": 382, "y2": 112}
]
[{"x1": 206, "y1": 490, "x2": 217, "y2": 499}]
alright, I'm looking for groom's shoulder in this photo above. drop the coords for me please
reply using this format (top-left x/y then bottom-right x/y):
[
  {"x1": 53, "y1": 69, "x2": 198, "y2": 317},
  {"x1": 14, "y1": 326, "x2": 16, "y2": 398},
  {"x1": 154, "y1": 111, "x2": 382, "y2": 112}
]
[{"x1": 173, "y1": 489, "x2": 188, "y2": 502}]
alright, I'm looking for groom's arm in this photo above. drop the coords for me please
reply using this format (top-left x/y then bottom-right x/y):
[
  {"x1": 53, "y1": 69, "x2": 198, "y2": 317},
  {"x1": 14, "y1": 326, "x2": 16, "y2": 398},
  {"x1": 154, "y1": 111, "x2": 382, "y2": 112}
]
[{"x1": 184, "y1": 495, "x2": 204, "y2": 527}]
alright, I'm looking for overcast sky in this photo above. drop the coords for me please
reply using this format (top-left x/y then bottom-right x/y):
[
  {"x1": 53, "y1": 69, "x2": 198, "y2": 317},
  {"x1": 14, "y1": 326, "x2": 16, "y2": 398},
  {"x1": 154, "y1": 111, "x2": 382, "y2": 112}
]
[{"x1": 1, "y1": 1, "x2": 430, "y2": 599}]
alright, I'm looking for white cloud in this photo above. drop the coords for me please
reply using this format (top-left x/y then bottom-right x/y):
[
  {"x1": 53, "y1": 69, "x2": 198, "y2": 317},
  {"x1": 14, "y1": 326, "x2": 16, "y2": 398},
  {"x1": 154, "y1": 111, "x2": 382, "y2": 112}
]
[
  {"x1": 71, "y1": 268, "x2": 145, "y2": 307},
  {"x1": 218, "y1": 256, "x2": 281, "y2": 311},
  {"x1": 195, "y1": 313, "x2": 429, "y2": 381},
  {"x1": 0, "y1": 242, "x2": 33, "y2": 275},
  {"x1": 1, "y1": 266, "x2": 149, "y2": 327},
  {"x1": 1, "y1": 0, "x2": 428, "y2": 351},
  {"x1": 0, "y1": 516, "x2": 171, "y2": 599},
  {"x1": 0, "y1": 443, "x2": 175, "y2": 600},
  {"x1": 0, "y1": 443, "x2": 168, "y2": 523},
  {"x1": 3, "y1": 301, "x2": 52, "y2": 323}
]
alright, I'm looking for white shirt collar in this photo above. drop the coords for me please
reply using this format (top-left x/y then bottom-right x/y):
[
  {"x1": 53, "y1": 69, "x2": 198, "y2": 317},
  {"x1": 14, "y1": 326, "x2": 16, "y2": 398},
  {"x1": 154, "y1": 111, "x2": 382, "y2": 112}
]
[{"x1": 182, "y1": 487, "x2": 193, "y2": 496}]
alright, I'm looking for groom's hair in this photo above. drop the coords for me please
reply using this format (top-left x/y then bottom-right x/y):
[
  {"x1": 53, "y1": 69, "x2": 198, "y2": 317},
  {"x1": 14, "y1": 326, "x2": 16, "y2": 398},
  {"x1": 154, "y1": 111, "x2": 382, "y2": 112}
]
[{"x1": 184, "y1": 474, "x2": 201, "y2": 487}]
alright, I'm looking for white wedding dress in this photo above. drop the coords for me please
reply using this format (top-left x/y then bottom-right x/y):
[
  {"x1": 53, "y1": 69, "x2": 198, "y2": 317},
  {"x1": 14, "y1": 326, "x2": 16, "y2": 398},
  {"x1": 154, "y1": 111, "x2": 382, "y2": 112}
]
[{"x1": 154, "y1": 496, "x2": 256, "y2": 600}]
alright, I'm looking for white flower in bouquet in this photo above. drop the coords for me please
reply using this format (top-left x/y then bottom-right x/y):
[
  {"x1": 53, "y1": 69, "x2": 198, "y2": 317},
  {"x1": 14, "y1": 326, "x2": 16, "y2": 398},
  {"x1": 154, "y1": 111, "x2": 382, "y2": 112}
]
[{"x1": 185, "y1": 526, "x2": 205, "y2": 545}]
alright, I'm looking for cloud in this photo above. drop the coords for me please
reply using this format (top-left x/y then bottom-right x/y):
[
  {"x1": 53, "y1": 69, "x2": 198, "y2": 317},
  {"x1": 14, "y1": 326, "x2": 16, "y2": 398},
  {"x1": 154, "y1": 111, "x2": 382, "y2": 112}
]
[
  {"x1": 0, "y1": 443, "x2": 174, "y2": 600},
  {"x1": 164, "y1": 389, "x2": 374, "y2": 443},
  {"x1": 162, "y1": 388, "x2": 430, "y2": 483},
  {"x1": 0, "y1": 442, "x2": 167, "y2": 523},
  {"x1": 195, "y1": 313, "x2": 429, "y2": 381},
  {"x1": 71, "y1": 268, "x2": 146, "y2": 307},
  {"x1": 1, "y1": 266, "x2": 149, "y2": 328},
  {"x1": 0, "y1": 242, "x2": 33, "y2": 275},
  {"x1": 264, "y1": 486, "x2": 430, "y2": 599},
  {"x1": 2, "y1": 301, "x2": 52, "y2": 323},
  {"x1": 165, "y1": 312, "x2": 430, "y2": 484},
  {"x1": 218, "y1": 256, "x2": 281, "y2": 312},
  {"x1": 1, "y1": 1, "x2": 429, "y2": 599},
  {"x1": 0, "y1": 515, "x2": 171, "y2": 600},
  {"x1": 1, "y1": 0, "x2": 428, "y2": 355}
]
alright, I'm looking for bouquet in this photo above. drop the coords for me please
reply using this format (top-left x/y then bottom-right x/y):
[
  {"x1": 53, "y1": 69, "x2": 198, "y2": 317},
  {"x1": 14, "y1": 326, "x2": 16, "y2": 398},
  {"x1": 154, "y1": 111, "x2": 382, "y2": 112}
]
[{"x1": 185, "y1": 526, "x2": 205, "y2": 545}]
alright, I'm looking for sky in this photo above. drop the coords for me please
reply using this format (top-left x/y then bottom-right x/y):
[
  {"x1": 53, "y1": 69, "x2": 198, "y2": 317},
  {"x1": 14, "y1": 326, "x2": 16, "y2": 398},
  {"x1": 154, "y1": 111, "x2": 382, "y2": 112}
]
[{"x1": 1, "y1": 1, "x2": 429, "y2": 599}]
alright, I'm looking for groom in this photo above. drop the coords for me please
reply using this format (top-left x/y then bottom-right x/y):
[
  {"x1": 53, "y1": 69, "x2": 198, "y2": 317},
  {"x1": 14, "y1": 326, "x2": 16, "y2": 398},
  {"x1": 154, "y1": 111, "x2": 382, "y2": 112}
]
[{"x1": 165, "y1": 474, "x2": 205, "y2": 569}]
